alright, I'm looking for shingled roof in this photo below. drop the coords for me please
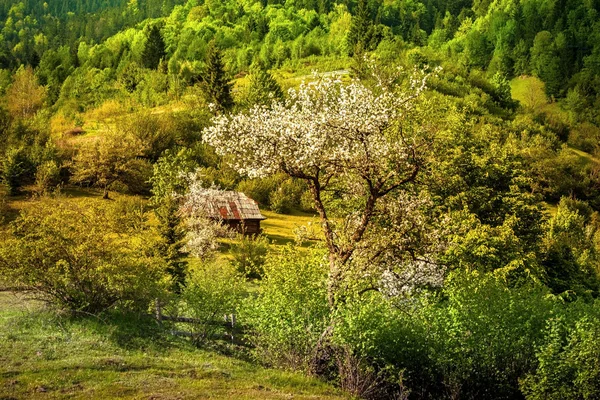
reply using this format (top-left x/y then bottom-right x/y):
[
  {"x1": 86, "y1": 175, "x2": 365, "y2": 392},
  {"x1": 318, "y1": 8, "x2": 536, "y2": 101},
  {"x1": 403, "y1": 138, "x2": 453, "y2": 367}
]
[{"x1": 203, "y1": 191, "x2": 266, "y2": 221}]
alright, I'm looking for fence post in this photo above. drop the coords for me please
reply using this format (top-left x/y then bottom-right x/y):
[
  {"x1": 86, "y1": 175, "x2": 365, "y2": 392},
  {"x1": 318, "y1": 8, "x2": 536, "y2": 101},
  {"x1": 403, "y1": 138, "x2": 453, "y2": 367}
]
[
  {"x1": 155, "y1": 299, "x2": 163, "y2": 323},
  {"x1": 230, "y1": 314, "x2": 236, "y2": 342}
]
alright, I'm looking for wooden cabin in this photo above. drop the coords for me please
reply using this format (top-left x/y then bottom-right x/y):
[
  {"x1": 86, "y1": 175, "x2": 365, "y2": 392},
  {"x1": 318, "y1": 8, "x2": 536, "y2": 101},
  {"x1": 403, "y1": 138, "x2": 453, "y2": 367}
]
[{"x1": 203, "y1": 191, "x2": 266, "y2": 235}]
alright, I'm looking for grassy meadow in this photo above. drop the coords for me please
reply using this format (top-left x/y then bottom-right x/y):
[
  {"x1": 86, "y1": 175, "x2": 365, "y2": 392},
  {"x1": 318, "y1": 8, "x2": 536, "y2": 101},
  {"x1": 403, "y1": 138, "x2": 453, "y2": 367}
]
[{"x1": 0, "y1": 293, "x2": 345, "y2": 400}]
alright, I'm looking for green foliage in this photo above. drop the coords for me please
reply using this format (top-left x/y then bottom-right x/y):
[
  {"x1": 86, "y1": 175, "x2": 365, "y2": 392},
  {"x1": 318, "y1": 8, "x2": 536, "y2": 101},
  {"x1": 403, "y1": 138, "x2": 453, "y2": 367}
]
[
  {"x1": 568, "y1": 123, "x2": 600, "y2": 154},
  {"x1": 520, "y1": 302, "x2": 600, "y2": 400},
  {"x1": 177, "y1": 262, "x2": 245, "y2": 343},
  {"x1": 236, "y1": 174, "x2": 309, "y2": 214},
  {"x1": 334, "y1": 271, "x2": 558, "y2": 399},
  {"x1": 269, "y1": 178, "x2": 307, "y2": 214},
  {"x1": 0, "y1": 146, "x2": 33, "y2": 195},
  {"x1": 141, "y1": 24, "x2": 166, "y2": 70},
  {"x1": 0, "y1": 188, "x2": 7, "y2": 223},
  {"x1": 236, "y1": 177, "x2": 276, "y2": 208},
  {"x1": 244, "y1": 247, "x2": 329, "y2": 370},
  {"x1": 124, "y1": 111, "x2": 177, "y2": 162},
  {"x1": 346, "y1": 0, "x2": 376, "y2": 55},
  {"x1": 106, "y1": 195, "x2": 150, "y2": 234},
  {"x1": 229, "y1": 234, "x2": 270, "y2": 279},
  {"x1": 70, "y1": 130, "x2": 151, "y2": 198},
  {"x1": 5, "y1": 66, "x2": 46, "y2": 119},
  {"x1": 541, "y1": 198, "x2": 600, "y2": 298},
  {"x1": 246, "y1": 59, "x2": 284, "y2": 107},
  {"x1": 0, "y1": 199, "x2": 169, "y2": 314},
  {"x1": 150, "y1": 147, "x2": 197, "y2": 202},
  {"x1": 202, "y1": 40, "x2": 233, "y2": 112},
  {"x1": 150, "y1": 148, "x2": 197, "y2": 290},
  {"x1": 33, "y1": 160, "x2": 61, "y2": 195}
]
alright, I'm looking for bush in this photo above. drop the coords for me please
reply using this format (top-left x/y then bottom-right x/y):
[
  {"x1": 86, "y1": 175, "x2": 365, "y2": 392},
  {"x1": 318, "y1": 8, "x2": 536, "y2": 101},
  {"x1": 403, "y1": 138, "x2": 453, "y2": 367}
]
[
  {"x1": 269, "y1": 178, "x2": 306, "y2": 214},
  {"x1": 236, "y1": 178, "x2": 275, "y2": 208},
  {"x1": 1, "y1": 146, "x2": 34, "y2": 195},
  {"x1": 34, "y1": 160, "x2": 62, "y2": 195},
  {"x1": 0, "y1": 188, "x2": 8, "y2": 223},
  {"x1": 244, "y1": 246, "x2": 329, "y2": 370},
  {"x1": 568, "y1": 122, "x2": 600, "y2": 153},
  {"x1": 334, "y1": 271, "x2": 558, "y2": 399},
  {"x1": 0, "y1": 199, "x2": 169, "y2": 314},
  {"x1": 230, "y1": 234, "x2": 270, "y2": 279},
  {"x1": 521, "y1": 302, "x2": 600, "y2": 400},
  {"x1": 177, "y1": 262, "x2": 245, "y2": 344},
  {"x1": 237, "y1": 175, "x2": 310, "y2": 213},
  {"x1": 107, "y1": 196, "x2": 150, "y2": 234}
]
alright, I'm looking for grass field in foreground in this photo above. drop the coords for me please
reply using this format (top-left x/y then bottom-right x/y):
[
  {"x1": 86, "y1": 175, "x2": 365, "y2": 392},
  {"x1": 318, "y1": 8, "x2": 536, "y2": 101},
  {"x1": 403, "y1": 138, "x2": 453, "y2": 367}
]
[{"x1": 0, "y1": 292, "x2": 345, "y2": 400}]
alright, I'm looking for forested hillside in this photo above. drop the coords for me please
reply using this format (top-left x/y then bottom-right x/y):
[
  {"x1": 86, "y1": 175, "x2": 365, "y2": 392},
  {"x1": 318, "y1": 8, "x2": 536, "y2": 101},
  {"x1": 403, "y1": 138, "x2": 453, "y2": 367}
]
[
  {"x1": 1, "y1": 1, "x2": 600, "y2": 399},
  {"x1": 0, "y1": 0, "x2": 598, "y2": 112}
]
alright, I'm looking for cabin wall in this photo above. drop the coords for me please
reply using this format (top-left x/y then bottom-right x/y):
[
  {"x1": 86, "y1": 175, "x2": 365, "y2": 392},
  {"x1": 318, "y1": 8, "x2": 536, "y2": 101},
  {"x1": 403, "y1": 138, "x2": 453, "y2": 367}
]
[{"x1": 224, "y1": 219, "x2": 262, "y2": 235}]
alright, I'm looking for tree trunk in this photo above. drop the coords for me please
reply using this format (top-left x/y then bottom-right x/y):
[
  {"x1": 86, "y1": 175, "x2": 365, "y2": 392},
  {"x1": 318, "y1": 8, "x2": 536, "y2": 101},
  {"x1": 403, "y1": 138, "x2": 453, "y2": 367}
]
[
  {"x1": 103, "y1": 186, "x2": 109, "y2": 199},
  {"x1": 327, "y1": 254, "x2": 341, "y2": 308}
]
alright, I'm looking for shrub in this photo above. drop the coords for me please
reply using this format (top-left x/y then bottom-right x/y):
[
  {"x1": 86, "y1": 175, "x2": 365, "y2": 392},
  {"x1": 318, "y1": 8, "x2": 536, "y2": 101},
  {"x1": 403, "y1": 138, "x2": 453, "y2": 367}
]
[
  {"x1": 0, "y1": 146, "x2": 34, "y2": 195},
  {"x1": 237, "y1": 175, "x2": 310, "y2": 213},
  {"x1": 334, "y1": 271, "x2": 558, "y2": 399},
  {"x1": 520, "y1": 302, "x2": 600, "y2": 400},
  {"x1": 177, "y1": 262, "x2": 245, "y2": 344},
  {"x1": 230, "y1": 234, "x2": 270, "y2": 279},
  {"x1": 568, "y1": 122, "x2": 600, "y2": 153},
  {"x1": 0, "y1": 199, "x2": 169, "y2": 314},
  {"x1": 34, "y1": 160, "x2": 61, "y2": 195},
  {"x1": 244, "y1": 246, "x2": 329, "y2": 370},
  {"x1": 236, "y1": 178, "x2": 275, "y2": 207},
  {"x1": 269, "y1": 178, "x2": 306, "y2": 214},
  {"x1": 107, "y1": 196, "x2": 150, "y2": 234},
  {"x1": 0, "y1": 188, "x2": 7, "y2": 223}
]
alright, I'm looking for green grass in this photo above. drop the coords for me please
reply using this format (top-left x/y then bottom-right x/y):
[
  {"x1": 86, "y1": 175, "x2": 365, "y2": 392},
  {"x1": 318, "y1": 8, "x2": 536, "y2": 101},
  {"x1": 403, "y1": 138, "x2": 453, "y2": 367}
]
[
  {"x1": 261, "y1": 210, "x2": 321, "y2": 247},
  {"x1": 510, "y1": 75, "x2": 566, "y2": 120},
  {"x1": 567, "y1": 146, "x2": 600, "y2": 165},
  {"x1": 0, "y1": 292, "x2": 345, "y2": 400}
]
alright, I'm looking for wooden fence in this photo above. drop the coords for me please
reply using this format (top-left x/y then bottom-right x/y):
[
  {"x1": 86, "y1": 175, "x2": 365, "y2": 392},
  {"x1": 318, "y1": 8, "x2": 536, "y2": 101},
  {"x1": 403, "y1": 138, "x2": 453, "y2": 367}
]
[{"x1": 154, "y1": 300, "x2": 243, "y2": 344}]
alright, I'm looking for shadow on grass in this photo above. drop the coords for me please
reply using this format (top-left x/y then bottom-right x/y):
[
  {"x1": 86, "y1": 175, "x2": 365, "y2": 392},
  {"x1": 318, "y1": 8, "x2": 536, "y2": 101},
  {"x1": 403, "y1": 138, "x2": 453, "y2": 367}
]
[{"x1": 82, "y1": 311, "x2": 176, "y2": 351}]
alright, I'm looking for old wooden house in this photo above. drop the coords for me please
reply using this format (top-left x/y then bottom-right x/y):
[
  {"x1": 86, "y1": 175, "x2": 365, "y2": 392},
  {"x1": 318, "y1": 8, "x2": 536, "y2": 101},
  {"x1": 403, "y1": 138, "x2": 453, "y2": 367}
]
[{"x1": 203, "y1": 191, "x2": 266, "y2": 235}]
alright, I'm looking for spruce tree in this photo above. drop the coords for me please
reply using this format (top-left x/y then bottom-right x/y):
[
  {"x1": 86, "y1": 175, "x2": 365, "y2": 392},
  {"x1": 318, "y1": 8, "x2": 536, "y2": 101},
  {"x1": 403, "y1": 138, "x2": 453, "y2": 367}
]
[
  {"x1": 155, "y1": 196, "x2": 188, "y2": 292},
  {"x1": 347, "y1": 0, "x2": 374, "y2": 55},
  {"x1": 141, "y1": 24, "x2": 166, "y2": 70},
  {"x1": 202, "y1": 40, "x2": 234, "y2": 112},
  {"x1": 149, "y1": 149, "x2": 196, "y2": 292},
  {"x1": 246, "y1": 58, "x2": 284, "y2": 106}
]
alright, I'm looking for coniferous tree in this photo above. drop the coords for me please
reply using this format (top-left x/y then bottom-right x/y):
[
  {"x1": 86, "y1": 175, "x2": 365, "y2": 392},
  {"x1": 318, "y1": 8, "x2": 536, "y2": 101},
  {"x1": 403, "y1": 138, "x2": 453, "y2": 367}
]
[
  {"x1": 202, "y1": 40, "x2": 234, "y2": 112},
  {"x1": 246, "y1": 58, "x2": 283, "y2": 106},
  {"x1": 141, "y1": 24, "x2": 166, "y2": 70},
  {"x1": 155, "y1": 196, "x2": 188, "y2": 292},
  {"x1": 149, "y1": 149, "x2": 196, "y2": 291},
  {"x1": 347, "y1": 0, "x2": 374, "y2": 55}
]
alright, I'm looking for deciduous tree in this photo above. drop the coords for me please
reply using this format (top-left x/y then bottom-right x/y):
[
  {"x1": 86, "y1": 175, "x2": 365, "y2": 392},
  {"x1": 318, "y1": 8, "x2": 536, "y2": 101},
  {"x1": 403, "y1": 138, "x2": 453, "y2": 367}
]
[
  {"x1": 204, "y1": 71, "x2": 440, "y2": 307},
  {"x1": 70, "y1": 131, "x2": 149, "y2": 199},
  {"x1": 5, "y1": 65, "x2": 46, "y2": 119}
]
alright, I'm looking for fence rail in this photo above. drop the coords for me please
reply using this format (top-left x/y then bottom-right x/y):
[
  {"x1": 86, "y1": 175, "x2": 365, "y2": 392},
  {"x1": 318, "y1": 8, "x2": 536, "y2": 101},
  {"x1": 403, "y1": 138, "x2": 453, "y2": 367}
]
[{"x1": 154, "y1": 299, "x2": 242, "y2": 344}]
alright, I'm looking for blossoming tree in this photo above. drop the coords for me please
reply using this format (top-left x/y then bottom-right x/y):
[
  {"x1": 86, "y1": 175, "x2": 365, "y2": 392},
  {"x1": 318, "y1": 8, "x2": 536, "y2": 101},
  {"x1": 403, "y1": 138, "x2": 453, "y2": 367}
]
[{"x1": 203, "y1": 72, "x2": 441, "y2": 307}]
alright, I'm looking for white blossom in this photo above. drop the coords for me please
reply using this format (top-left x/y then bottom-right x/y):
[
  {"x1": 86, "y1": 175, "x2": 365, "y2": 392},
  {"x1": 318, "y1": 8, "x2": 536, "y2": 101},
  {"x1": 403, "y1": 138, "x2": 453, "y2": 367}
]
[{"x1": 179, "y1": 172, "x2": 234, "y2": 259}]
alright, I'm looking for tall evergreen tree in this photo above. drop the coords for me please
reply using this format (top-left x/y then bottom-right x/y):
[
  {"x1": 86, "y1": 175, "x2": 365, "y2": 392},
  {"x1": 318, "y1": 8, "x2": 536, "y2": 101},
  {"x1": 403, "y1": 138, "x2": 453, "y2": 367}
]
[
  {"x1": 202, "y1": 40, "x2": 234, "y2": 112},
  {"x1": 149, "y1": 149, "x2": 196, "y2": 291},
  {"x1": 347, "y1": 0, "x2": 374, "y2": 55},
  {"x1": 246, "y1": 58, "x2": 283, "y2": 106},
  {"x1": 141, "y1": 24, "x2": 166, "y2": 70}
]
